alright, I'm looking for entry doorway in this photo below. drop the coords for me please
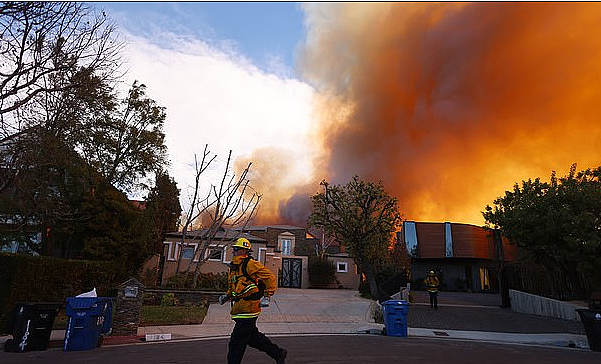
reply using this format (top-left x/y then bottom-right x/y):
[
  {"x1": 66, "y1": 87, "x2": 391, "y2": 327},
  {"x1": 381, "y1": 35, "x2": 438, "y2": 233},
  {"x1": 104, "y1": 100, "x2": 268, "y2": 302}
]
[{"x1": 281, "y1": 258, "x2": 302, "y2": 288}]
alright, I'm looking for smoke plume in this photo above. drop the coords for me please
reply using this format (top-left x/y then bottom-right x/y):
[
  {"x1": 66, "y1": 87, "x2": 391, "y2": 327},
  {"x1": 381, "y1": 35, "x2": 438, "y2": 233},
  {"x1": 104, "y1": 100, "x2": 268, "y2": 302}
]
[
  {"x1": 296, "y1": 2, "x2": 601, "y2": 225},
  {"x1": 242, "y1": 3, "x2": 601, "y2": 227}
]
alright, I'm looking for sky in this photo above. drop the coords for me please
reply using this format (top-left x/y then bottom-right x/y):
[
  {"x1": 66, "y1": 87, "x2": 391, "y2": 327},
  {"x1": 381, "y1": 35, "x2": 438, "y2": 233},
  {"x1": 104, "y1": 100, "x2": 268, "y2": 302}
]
[
  {"x1": 90, "y1": 3, "x2": 601, "y2": 228},
  {"x1": 93, "y1": 2, "x2": 319, "y2": 222}
]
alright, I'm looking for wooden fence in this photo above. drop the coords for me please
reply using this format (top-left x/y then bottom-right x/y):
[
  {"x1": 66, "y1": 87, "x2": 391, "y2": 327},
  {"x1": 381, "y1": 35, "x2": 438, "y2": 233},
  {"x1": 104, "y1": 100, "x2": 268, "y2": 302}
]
[{"x1": 501, "y1": 264, "x2": 591, "y2": 301}]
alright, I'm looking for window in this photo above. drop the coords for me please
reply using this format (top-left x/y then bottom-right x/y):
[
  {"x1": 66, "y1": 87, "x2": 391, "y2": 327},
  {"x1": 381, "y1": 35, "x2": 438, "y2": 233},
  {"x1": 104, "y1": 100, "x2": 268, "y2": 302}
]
[
  {"x1": 182, "y1": 246, "x2": 195, "y2": 259},
  {"x1": 281, "y1": 239, "x2": 291, "y2": 256},
  {"x1": 258, "y1": 247, "x2": 267, "y2": 264},
  {"x1": 337, "y1": 261, "x2": 348, "y2": 273},
  {"x1": 208, "y1": 247, "x2": 224, "y2": 261}
]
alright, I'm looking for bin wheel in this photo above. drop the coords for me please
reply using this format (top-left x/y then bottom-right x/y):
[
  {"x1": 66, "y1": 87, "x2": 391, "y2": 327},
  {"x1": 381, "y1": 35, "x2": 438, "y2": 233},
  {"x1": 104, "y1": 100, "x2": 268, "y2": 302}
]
[{"x1": 3, "y1": 339, "x2": 14, "y2": 352}]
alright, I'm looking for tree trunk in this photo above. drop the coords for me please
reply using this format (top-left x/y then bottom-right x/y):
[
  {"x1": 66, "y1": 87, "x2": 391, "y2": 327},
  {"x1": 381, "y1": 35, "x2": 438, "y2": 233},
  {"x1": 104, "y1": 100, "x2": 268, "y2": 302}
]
[{"x1": 361, "y1": 259, "x2": 380, "y2": 301}]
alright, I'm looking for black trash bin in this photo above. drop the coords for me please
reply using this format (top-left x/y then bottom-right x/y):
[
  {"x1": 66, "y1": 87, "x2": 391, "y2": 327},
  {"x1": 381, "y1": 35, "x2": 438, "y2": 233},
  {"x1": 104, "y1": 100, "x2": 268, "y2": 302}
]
[
  {"x1": 3, "y1": 302, "x2": 61, "y2": 353},
  {"x1": 576, "y1": 309, "x2": 601, "y2": 352}
]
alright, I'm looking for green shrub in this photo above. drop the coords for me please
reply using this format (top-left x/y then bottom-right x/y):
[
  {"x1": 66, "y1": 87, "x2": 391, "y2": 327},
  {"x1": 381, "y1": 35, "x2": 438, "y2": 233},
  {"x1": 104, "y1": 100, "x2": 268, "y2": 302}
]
[
  {"x1": 165, "y1": 272, "x2": 228, "y2": 291},
  {"x1": 0, "y1": 253, "x2": 125, "y2": 332},
  {"x1": 196, "y1": 272, "x2": 228, "y2": 291},
  {"x1": 161, "y1": 293, "x2": 178, "y2": 306},
  {"x1": 308, "y1": 257, "x2": 336, "y2": 287},
  {"x1": 165, "y1": 273, "x2": 190, "y2": 289}
]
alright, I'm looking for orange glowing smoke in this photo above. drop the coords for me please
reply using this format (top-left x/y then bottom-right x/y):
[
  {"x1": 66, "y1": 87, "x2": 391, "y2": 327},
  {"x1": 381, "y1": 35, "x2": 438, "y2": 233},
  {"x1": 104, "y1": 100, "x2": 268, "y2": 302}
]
[
  {"x1": 243, "y1": 3, "x2": 601, "y2": 227},
  {"x1": 286, "y1": 2, "x2": 601, "y2": 226},
  {"x1": 235, "y1": 147, "x2": 315, "y2": 226}
]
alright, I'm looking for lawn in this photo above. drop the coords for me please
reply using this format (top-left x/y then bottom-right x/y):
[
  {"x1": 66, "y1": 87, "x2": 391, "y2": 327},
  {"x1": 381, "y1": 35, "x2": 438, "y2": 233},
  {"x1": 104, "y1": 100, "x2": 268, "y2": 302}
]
[
  {"x1": 140, "y1": 305, "x2": 207, "y2": 326},
  {"x1": 52, "y1": 305, "x2": 208, "y2": 329}
]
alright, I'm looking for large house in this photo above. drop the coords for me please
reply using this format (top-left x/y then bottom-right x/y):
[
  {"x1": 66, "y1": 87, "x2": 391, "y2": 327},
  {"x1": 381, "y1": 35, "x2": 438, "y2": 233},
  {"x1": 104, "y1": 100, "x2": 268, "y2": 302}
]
[
  {"x1": 399, "y1": 221, "x2": 517, "y2": 292},
  {"x1": 161, "y1": 225, "x2": 361, "y2": 289}
]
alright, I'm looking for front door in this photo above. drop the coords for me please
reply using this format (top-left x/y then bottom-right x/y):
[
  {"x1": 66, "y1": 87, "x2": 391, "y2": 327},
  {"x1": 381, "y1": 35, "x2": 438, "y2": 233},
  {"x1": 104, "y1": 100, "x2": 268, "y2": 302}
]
[{"x1": 281, "y1": 258, "x2": 302, "y2": 288}]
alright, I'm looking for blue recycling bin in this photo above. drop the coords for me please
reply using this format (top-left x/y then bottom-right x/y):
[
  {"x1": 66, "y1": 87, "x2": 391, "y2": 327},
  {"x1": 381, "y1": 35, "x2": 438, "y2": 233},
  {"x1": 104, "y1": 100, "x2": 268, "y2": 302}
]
[
  {"x1": 382, "y1": 300, "x2": 409, "y2": 337},
  {"x1": 63, "y1": 297, "x2": 113, "y2": 351}
]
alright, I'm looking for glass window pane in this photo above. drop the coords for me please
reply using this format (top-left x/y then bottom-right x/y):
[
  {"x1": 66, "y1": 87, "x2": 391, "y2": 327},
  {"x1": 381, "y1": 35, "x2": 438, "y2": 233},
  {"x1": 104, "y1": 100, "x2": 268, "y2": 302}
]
[
  {"x1": 182, "y1": 246, "x2": 195, "y2": 259},
  {"x1": 281, "y1": 239, "x2": 291, "y2": 255},
  {"x1": 208, "y1": 248, "x2": 222, "y2": 261}
]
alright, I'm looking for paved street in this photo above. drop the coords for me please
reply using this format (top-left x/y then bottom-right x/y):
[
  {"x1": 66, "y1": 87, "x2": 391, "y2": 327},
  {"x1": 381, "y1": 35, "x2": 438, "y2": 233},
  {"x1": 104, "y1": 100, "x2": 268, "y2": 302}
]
[{"x1": 0, "y1": 335, "x2": 599, "y2": 364}]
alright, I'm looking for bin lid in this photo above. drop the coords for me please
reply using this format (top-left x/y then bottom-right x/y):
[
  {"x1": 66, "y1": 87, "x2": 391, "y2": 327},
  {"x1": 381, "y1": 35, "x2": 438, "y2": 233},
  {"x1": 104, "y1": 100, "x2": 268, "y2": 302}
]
[
  {"x1": 383, "y1": 300, "x2": 408, "y2": 306},
  {"x1": 66, "y1": 297, "x2": 101, "y2": 309}
]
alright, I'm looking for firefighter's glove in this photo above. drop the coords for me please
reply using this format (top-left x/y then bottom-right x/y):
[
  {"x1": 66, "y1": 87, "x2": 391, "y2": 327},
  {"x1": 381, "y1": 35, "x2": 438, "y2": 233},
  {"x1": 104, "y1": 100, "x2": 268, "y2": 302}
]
[
  {"x1": 259, "y1": 296, "x2": 270, "y2": 308},
  {"x1": 218, "y1": 294, "x2": 229, "y2": 305}
]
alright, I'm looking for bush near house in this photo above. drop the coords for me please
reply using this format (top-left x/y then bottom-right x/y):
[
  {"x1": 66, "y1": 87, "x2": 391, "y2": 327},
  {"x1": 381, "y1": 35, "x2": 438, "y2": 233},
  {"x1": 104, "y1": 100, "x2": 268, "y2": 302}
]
[
  {"x1": 308, "y1": 257, "x2": 336, "y2": 287},
  {"x1": 0, "y1": 253, "x2": 125, "y2": 331},
  {"x1": 161, "y1": 293, "x2": 178, "y2": 306},
  {"x1": 165, "y1": 272, "x2": 228, "y2": 291},
  {"x1": 50, "y1": 302, "x2": 209, "y2": 329}
]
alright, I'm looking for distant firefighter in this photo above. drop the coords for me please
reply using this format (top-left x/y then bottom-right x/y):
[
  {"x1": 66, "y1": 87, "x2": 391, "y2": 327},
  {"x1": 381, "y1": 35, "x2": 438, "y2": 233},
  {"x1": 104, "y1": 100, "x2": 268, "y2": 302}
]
[{"x1": 424, "y1": 270, "x2": 440, "y2": 309}]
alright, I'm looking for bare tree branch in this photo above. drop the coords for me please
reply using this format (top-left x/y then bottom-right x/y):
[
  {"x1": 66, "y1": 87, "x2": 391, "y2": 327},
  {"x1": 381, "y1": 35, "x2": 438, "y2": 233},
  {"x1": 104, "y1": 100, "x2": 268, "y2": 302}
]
[{"x1": 171, "y1": 146, "x2": 261, "y2": 287}]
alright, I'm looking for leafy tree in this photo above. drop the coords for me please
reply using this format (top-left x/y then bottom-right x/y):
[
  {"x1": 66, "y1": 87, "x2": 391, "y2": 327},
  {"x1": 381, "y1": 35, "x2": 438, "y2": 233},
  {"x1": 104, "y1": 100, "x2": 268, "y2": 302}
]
[
  {"x1": 0, "y1": 4, "x2": 167, "y2": 275},
  {"x1": 0, "y1": 129, "x2": 92, "y2": 256},
  {"x1": 77, "y1": 81, "x2": 168, "y2": 192},
  {"x1": 483, "y1": 164, "x2": 601, "y2": 295},
  {"x1": 78, "y1": 178, "x2": 154, "y2": 276},
  {"x1": 0, "y1": 2, "x2": 121, "y2": 133},
  {"x1": 309, "y1": 176, "x2": 402, "y2": 300},
  {"x1": 145, "y1": 171, "x2": 182, "y2": 253},
  {"x1": 0, "y1": 127, "x2": 157, "y2": 276}
]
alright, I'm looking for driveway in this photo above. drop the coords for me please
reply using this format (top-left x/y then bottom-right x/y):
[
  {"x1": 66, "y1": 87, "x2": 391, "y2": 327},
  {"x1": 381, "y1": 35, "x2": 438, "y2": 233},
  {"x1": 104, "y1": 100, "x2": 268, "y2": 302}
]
[{"x1": 204, "y1": 288, "x2": 374, "y2": 324}]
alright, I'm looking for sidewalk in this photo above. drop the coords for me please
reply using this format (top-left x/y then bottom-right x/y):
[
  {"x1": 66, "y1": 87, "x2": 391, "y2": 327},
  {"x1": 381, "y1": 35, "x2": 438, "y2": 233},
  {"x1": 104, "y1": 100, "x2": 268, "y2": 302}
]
[
  {"x1": 0, "y1": 289, "x2": 591, "y2": 350},
  {"x1": 136, "y1": 289, "x2": 589, "y2": 349}
]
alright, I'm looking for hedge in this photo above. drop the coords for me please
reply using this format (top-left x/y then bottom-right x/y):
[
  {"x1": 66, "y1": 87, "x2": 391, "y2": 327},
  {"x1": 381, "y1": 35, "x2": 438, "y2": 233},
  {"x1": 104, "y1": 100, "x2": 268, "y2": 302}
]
[
  {"x1": 308, "y1": 257, "x2": 336, "y2": 287},
  {"x1": 0, "y1": 253, "x2": 126, "y2": 332}
]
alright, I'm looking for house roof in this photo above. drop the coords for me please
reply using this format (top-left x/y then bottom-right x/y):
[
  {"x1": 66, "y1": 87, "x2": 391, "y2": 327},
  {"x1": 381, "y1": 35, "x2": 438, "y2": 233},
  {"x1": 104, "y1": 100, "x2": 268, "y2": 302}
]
[
  {"x1": 243, "y1": 225, "x2": 305, "y2": 231},
  {"x1": 401, "y1": 220, "x2": 517, "y2": 261},
  {"x1": 165, "y1": 227, "x2": 266, "y2": 242},
  {"x1": 129, "y1": 200, "x2": 146, "y2": 211}
]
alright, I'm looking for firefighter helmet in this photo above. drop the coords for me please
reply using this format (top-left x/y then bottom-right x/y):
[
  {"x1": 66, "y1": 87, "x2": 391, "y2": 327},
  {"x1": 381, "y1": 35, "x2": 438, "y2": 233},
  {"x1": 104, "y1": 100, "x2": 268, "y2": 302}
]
[
  {"x1": 233, "y1": 237, "x2": 252, "y2": 250},
  {"x1": 428, "y1": 270, "x2": 435, "y2": 275}
]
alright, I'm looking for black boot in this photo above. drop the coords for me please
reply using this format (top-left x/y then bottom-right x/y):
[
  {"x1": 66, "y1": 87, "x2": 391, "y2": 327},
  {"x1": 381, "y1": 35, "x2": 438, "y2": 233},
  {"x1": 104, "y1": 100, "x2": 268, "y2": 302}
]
[{"x1": 276, "y1": 348, "x2": 287, "y2": 364}]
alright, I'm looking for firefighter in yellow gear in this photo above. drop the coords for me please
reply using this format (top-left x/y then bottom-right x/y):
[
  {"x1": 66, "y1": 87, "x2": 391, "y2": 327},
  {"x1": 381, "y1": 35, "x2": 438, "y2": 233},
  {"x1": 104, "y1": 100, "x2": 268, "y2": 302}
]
[
  {"x1": 424, "y1": 270, "x2": 440, "y2": 309},
  {"x1": 219, "y1": 238, "x2": 287, "y2": 364}
]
